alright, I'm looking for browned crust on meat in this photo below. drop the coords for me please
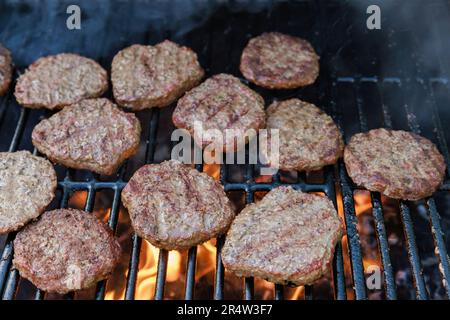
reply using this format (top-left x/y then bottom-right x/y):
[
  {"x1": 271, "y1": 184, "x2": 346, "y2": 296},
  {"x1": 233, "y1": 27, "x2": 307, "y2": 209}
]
[
  {"x1": 14, "y1": 53, "x2": 108, "y2": 109},
  {"x1": 13, "y1": 209, "x2": 121, "y2": 294},
  {"x1": 265, "y1": 99, "x2": 344, "y2": 172},
  {"x1": 0, "y1": 44, "x2": 13, "y2": 96},
  {"x1": 240, "y1": 32, "x2": 319, "y2": 89},
  {"x1": 172, "y1": 73, "x2": 266, "y2": 152},
  {"x1": 121, "y1": 160, "x2": 235, "y2": 250},
  {"x1": 222, "y1": 186, "x2": 343, "y2": 286},
  {"x1": 344, "y1": 128, "x2": 446, "y2": 200},
  {"x1": 111, "y1": 40, "x2": 204, "y2": 110},
  {"x1": 32, "y1": 98, "x2": 141, "y2": 175},
  {"x1": 0, "y1": 151, "x2": 56, "y2": 234}
]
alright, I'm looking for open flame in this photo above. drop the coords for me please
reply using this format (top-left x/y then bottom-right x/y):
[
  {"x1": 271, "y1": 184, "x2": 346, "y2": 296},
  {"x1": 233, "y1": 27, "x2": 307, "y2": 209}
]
[{"x1": 67, "y1": 167, "x2": 386, "y2": 300}]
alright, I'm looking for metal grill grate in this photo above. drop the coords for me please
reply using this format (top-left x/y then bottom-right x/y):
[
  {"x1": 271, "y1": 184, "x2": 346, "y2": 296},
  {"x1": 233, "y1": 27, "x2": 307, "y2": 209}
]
[{"x1": 0, "y1": 0, "x2": 450, "y2": 300}]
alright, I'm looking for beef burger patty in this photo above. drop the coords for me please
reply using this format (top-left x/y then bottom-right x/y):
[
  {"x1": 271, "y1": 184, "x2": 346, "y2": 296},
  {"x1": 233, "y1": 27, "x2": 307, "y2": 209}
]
[
  {"x1": 32, "y1": 98, "x2": 141, "y2": 175},
  {"x1": 222, "y1": 186, "x2": 343, "y2": 286},
  {"x1": 0, "y1": 151, "x2": 56, "y2": 234},
  {"x1": 13, "y1": 209, "x2": 121, "y2": 294},
  {"x1": 122, "y1": 160, "x2": 235, "y2": 250},
  {"x1": 240, "y1": 32, "x2": 319, "y2": 89},
  {"x1": 172, "y1": 73, "x2": 265, "y2": 152},
  {"x1": 344, "y1": 128, "x2": 446, "y2": 200},
  {"x1": 111, "y1": 40, "x2": 204, "y2": 110},
  {"x1": 265, "y1": 98, "x2": 343, "y2": 172},
  {"x1": 15, "y1": 53, "x2": 107, "y2": 109}
]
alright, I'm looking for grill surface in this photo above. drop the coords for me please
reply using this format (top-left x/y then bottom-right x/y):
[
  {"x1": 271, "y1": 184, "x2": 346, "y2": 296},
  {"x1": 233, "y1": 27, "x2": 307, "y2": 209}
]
[{"x1": 0, "y1": 0, "x2": 450, "y2": 300}]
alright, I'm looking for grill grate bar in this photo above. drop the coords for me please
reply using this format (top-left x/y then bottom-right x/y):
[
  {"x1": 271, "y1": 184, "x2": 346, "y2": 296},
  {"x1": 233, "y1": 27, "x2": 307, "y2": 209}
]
[
  {"x1": 274, "y1": 284, "x2": 284, "y2": 300},
  {"x1": 304, "y1": 285, "x2": 312, "y2": 300},
  {"x1": 324, "y1": 166, "x2": 346, "y2": 299},
  {"x1": 338, "y1": 163, "x2": 367, "y2": 299},
  {"x1": 184, "y1": 246, "x2": 197, "y2": 300},
  {"x1": 124, "y1": 234, "x2": 142, "y2": 300},
  {"x1": 399, "y1": 203, "x2": 428, "y2": 299},
  {"x1": 95, "y1": 184, "x2": 123, "y2": 300},
  {"x1": 244, "y1": 277, "x2": 254, "y2": 300},
  {"x1": 154, "y1": 249, "x2": 168, "y2": 300},
  {"x1": 1, "y1": 269, "x2": 18, "y2": 300},
  {"x1": 427, "y1": 199, "x2": 450, "y2": 296},
  {"x1": 34, "y1": 289, "x2": 44, "y2": 300},
  {"x1": 213, "y1": 235, "x2": 225, "y2": 300},
  {"x1": 371, "y1": 193, "x2": 397, "y2": 299}
]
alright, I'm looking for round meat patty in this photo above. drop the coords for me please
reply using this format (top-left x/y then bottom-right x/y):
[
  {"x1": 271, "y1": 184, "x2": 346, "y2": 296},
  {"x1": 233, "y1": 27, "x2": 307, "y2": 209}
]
[
  {"x1": 222, "y1": 186, "x2": 343, "y2": 286},
  {"x1": 0, "y1": 44, "x2": 13, "y2": 96},
  {"x1": 265, "y1": 99, "x2": 343, "y2": 172},
  {"x1": 32, "y1": 98, "x2": 141, "y2": 175},
  {"x1": 240, "y1": 32, "x2": 319, "y2": 89},
  {"x1": 172, "y1": 74, "x2": 265, "y2": 152},
  {"x1": 13, "y1": 209, "x2": 121, "y2": 294},
  {"x1": 15, "y1": 53, "x2": 108, "y2": 109},
  {"x1": 344, "y1": 128, "x2": 446, "y2": 200},
  {"x1": 111, "y1": 40, "x2": 204, "y2": 110},
  {"x1": 122, "y1": 160, "x2": 235, "y2": 250},
  {"x1": 0, "y1": 151, "x2": 56, "y2": 234}
]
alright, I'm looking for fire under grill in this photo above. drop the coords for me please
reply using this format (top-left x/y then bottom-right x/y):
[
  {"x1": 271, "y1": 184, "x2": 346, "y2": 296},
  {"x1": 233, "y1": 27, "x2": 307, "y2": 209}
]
[{"x1": 1, "y1": 0, "x2": 450, "y2": 300}]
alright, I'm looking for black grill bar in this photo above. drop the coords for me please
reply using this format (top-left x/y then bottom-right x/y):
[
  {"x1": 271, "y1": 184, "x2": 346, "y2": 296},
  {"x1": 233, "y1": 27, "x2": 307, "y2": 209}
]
[
  {"x1": 274, "y1": 284, "x2": 283, "y2": 300},
  {"x1": 371, "y1": 193, "x2": 397, "y2": 299},
  {"x1": 154, "y1": 249, "x2": 168, "y2": 300},
  {"x1": 124, "y1": 234, "x2": 142, "y2": 300},
  {"x1": 95, "y1": 181, "x2": 124, "y2": 300},
  {"x1": 337, "y1": 163, "x2": 367, "y2": 299},
  {"x1": 427, "y1": 199, "x2": 450, "y2": 296},
  {"x1": 399, "y1": 203, "x2": 428, "y2": 299},
  {"x1": 213, "y1": 235, "x2": 225, "y2": 300},
  {"x1": 324, "y1": 164, "x2": 346, "y2": 300},
  {"x1": 184, "y1": 246, "x2": 197, "y2": 299}
]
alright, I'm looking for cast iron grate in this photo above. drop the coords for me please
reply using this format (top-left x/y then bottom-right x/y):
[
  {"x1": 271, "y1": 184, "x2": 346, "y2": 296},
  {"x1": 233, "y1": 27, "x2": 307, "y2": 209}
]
[{"x1": 0, "y1": 0, "x2": 449, "y2": 300}]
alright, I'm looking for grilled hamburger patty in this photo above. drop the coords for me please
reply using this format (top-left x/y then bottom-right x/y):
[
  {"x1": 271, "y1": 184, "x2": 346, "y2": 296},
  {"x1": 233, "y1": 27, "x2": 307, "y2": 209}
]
[
  {"x1": 265, "y1": 99, "x2": 344, "y2": 171},
  {"x1": 15, "y1": 53, "x2": 108, "y2": 109},
  {"x1": 0, "y1": 151, "x2": 56, "y2": 234},
  {"x1": 32, "y1": 98, "x2": 141, "y2": 175},
  {"x1": 111, "y1": 40, "x2": 204, "y2": 110},
  {"x1": 240, "y1": 32, "x2": 319, "y2": 89},
  {"x1": 172, "y1": 74, "x2": 265, "y2": 152},
  {"x1": 13, "y1": 209, "x2": 121, "y2": 294},
  {"x1": 122, "y1": 160, "x2": 235, "y2": 250},
  {"x1": 222, "y1": 186, "x2": 343, "y2": 286},
  {"x1": 344, "y1": 128, "x2": 446, "y2": 200},
  {"x1": 0, "y1": 44, "x2": 12, "y2": 96}
]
